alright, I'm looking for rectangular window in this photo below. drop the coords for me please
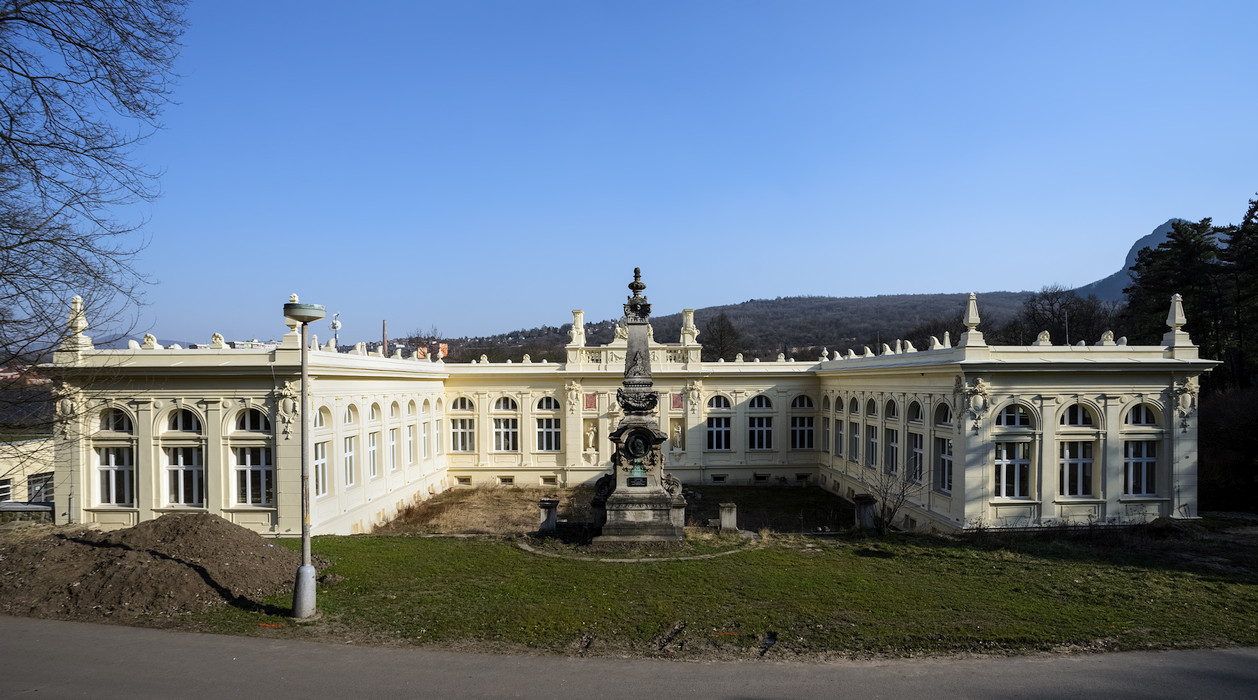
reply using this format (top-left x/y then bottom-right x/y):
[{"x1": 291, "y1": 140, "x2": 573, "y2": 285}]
[
  {"x1": 493, "y1": 418, "x2": 519, "y2": 451},
  {"x1": 1059, "y1": 441, "x2": 1094, "y2": 497},
  {"x1": 406, "y1": 425, "x2": 417, "y2": 464},
  {"x1": 884, "y1": 428, "x2": 899, "y2": 475},
  {"x1": 1124, "y1": 440, "x2": 1157, "y2": 496},
  {"x1": 389, "y1": 427, "x2": 400, "y2": 468},
  {"x1": 26, "y1": 472, "x2": 53, "y2": 503},
  {"x1": 908, "y1": 433, "x2": 924, "y2": 483},
  {"x1": 821, "y1": 418, "x2": 830, "y2": 453},
  {"x1": 165, "y1": 446, "x2": 204, "y2": 506},
  {"x1": 343, "y1": 436, "x2": 356, "y2": 487},
  {"x1": 747, "y1": 416, "x2": 773, "y2": 450},
  {"x1": 450, "y1": 418, "x2": 475, "y2": 452},
  {"x1": 865, "y1": 426, "x2": 878, "y2": 469},
  {"x1": 994, "y1": 441, "x2": 1031, "y2": 498},
  {"x1": 97, "y1": 446, "x2": 133, "y2": 506},
  {"x1": 0, "y1": 478, "x2": 10, "y2": 502},
  {"x1": 835, "y1": 420, "x2": 844, "y2": 458},
  {"x1": 706, "y1": 416, "x2": 730, "y2": 450},
  {"x1": 436, "y1": 418, "x2": 443, "y2": 454},
  {"x1": 790, "y1": 416, "x2": 814, "y2": 450},
  {"x1": 849, "y1": 422, "x2": 860, "y2": 462},
  {"x1": 935, "y1": 437, "x2": 953, "y2": 494},
  {"x1": 421, "y1": 422, "x2": 430, "y2": 459},
  {"x1": 368, "y1": 432, "x2": 379, "y2": 478},
  {"x1": 537, "y1": 418, "x2": 561, "y2": 452},
  {"x1": 235, "y1": 446, "x2": 274, "y2": 506},
  {"x1": 314, "y1": 441, "x2": 328, "y2": 497}
]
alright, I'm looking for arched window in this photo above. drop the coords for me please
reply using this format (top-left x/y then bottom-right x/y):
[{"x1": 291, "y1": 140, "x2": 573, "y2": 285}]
[
  {"x1": 849, "y1": 398, "x2": 859, "y2": 415},
  {"x1": 236, "y1": 408, "x2": 270, "y2": 432},
  {"x1": 168, "y1": 409, "x2": 201, "y2": 433},
  {"x1": 493, "y1": 397, "x2": 518, "y2": 411},
  {"x1": 790, "y1": 395, "x2": 814, "y2": 409},
  {"x1": 389, "y1": 402, "x2": 400, "y2": 418},
  {"x1": 421, "y1": 399, "x2": 431, "y2": 416},
  {"x1": 907, "y1": 401, "x2": 923, "y2": 423},
  {"x1": 884, "y1": 400, "x2": 898, "y2": 419},
  {"x1": 369, "y1": 403, "x2": 381, "y2": 421},
  {"x1": 451, "y1": 397, "x2": 474, "y2": 412},
  {"x1": 1060, "y1": 404, "x2": 1096, "y2": 426},
  {"x1": 995, "y1": 404, "x2": 1033, "y2": 427},
  {"x1": 865, "y1": 399, "x2": 877, "y2": 417},
  {"x1": 934, "y1": 404, "x2": 952, "y2": 426},
  {"x1": 313, "y1": 407, "x2": 330, "y2": 429},
  {"x1": 1124, "y1": 404, "x2": 1159, "y2": 426},
  {"x1": 821, "y1": 396, "x2": 831, "y2": 412},
  {"x1": 344, "y1": 405, "x2": 358, "y2": 425},
  {"x1": 749, "y1": 394, "x2": 772, "y2": 409},
  {"x1": 536, "y1": 397, "x2": 560, "y2": 410},
  {"x1": 407, "y1": 400, "x2": 416, "y2": 416},
  {"x1": 100, "y1": 408, "x2": 133, "y2": 433},
  {"x1": 707, "y1": 395, "x2": 731, "y2": 410}
]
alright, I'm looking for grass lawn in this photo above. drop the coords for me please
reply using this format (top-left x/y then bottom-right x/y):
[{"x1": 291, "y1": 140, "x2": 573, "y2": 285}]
[{"x1": 186, "y1": 488, "x2": 1258, "y2": 661}]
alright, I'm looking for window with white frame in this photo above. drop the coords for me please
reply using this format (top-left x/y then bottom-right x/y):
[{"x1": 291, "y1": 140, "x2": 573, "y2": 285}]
[
  {"x1": 536, "y1": 396, "x2": 560, "y2": 411},
  {"x1": 849, "y1": 421, "x2": 860, "y2": 462},
  {"x1": 790, "y1": 395, "x2": 813, "y2": 409},
  {"x1": 343, "y1": 436, "x2": 356, "y2": 487},
  {"x1": 747, "y1": 416, "x2": 773, "y2": 450},
  {"x1": 1124, "y1": 403, "x2": 1159, "y2": 426},
  {"x1": 706, "y1": 416, "x2": 731, "y2": 450},
  {"x1": 849, "y1": 398, "x2": 859, "y2": 415},
  {"x1": 388, "y1": 428, "x2": 400, "y2": 469},
  {"x1": 749, "y1": 394, "x2": 773, "y2": 410},
  {"x1": 821, "y1": 418, "x2": 830, "y2": 453},
  {"x1": 493, "y1": 418, "x2": 519, "y2": 451},
  {"x1": 234, "y1": 446, "x2": 274, "y2": 505},
  {"x1": 168, "y1": 409, "x2": 201, "y2": 433},
  {"x1": 97, "y1": 446, "x2": 133, "y2": 505},
  {"x1": 994, "y1": 442, "x2": 1031, "y2": 498},
  {"x1": 313, "y1": 407, "x2": 328, "y2": 429},
  {"x1": 536, "y1": 418, "x2": 560, "y2": 451},
  {"x1": 100, "y1": 407, "x2": 133, "y2": 432},
  {"x1": 865, "y1": 425, "x2": 878, "y2": 468},
  {"x1": 908, "y1": 433, "x2": 924, "y2": 483},
  {"x1": 907, "y1": 401, "x2": 923, "y2": 423},
  {"x1": 865, "y1": 399, "x2": 877, "y2": 417},
  {"x1": 165, "y1": 446, "x2": 203, "y2": 506},
  {"x1": 26, "y1": 472, "x2": 53, "y2": 502},
  {"x1": 421, "y1": 422, "x2": 430, "y2": 459},
  {"x1": 406, "y1": 425, "x2": 417, "y2": 464},
  {"x1": 369, "y1": 403, "x2": 380, "y2": 421},
  {"x1": 436, "y1": 418, "x2": 443, "y2": 454},
  {"x1": 451, "y1": 397, "x2": 473, "y2": 411},
  {"x1": 790, "y1": 416, "x2": 814, "y2": 449},
  {"x1": 451, "y1": 419, "x2": 475, "y2": 452},
  {"x1": 884, "y1": 428, "x2": 898, "y2": 475},
  {"x1": 0, "y1": 478, "x2": 9, "y2": 501},
  {"x1": 344, "y1": 405, "x2": 358, "y2": 425},
  {"x1": 1058, "y1": 441, "x2": 1094, "y2": 497},
  {"x1": 935, "y1": 404, "x2": 953, "y2": 427},
  {"x1": 1124, "y1": 441, "x2": 1157, "y2": 496},
  {"x1": 368, "y1": 432, "x2": 379, "y2": 478},
  {"x1": 935, "y1": 437, "x2": 953, "y2": 493},
  {"x1": 707, "y1": 395, "x2": 731, "y2": 410},
  {"x1": 884, "y1": 399, "x2": 898, "y2": 420},
  {"x1": 236, "y1": 408, "x2": 271, "y2": 432},
  {"x1": 1060, "y1": 404, "x2": 1096, "y2": 426},
  {"x1": 996, "y1": 404, "x2": 1032, "y2": 427},
  {"x1": 835, "y1": 419, "x2": 844, "y2": 457},
  {"x1": 314, "y1": 442, "x2": 328, "y2": 497},
  {"x1": 822, "y1": 396, "x2": 831, "y2": 413},
  {"x1": 493, "y1": 396, "x2": 517, "y2": 412}
]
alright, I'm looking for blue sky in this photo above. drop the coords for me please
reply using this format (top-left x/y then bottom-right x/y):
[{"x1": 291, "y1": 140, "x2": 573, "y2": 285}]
[{"x1": 124, "y1": 0, "x2": 1257, "y2": 343}]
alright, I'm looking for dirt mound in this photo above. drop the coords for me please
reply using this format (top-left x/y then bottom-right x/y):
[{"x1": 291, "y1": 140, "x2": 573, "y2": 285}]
[{"x1": 0, "y1": 514, "x2": 300, "y2": 620}]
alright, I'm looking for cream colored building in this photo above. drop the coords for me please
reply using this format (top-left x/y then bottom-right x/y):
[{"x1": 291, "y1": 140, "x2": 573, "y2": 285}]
[{"x1": 47, "y1": 293, "x2": 1216, "y2": 535}]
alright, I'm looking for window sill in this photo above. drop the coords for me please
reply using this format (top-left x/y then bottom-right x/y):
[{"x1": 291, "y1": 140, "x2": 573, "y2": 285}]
[
  {"x1": 153, "y1": 506, "x2": 207, "y2": 512},
  {"x1": 222, "y1": 505, "x2": 277, "y2": 511},
  {"x1": 1053, "y1": 497, "x2": 1103, "y2": 504},
  {"x1": 1118, "y1": 496, "x2": 1168, "y2": 502},
  {"x1": 989, "y1": 497, "x2": 1035, "y2": 504},
  {"x1": 85, "y1": 506, "x2": 136, "y2": 511}
]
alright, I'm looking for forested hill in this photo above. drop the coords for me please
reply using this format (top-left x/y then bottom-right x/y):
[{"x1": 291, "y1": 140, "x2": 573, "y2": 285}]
[{"x1": 438, "y1": 290, "x2": 1033, "y2": 363}]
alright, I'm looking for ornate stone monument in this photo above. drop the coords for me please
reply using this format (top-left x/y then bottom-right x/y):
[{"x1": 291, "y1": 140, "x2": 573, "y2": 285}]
[{"x1": 592, "y1": 268, "x2": 687, "y2": 542}]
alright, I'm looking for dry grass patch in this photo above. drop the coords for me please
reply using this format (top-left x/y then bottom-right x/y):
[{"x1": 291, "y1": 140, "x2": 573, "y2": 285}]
[{"x1": 374, "y1": 487, "x2": 552, "y2": 535}]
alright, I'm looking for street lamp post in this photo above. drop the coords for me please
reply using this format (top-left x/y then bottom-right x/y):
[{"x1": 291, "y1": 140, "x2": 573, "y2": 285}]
[{"x1": 284, "y1": 295, "x2": 325, "y2": 619}]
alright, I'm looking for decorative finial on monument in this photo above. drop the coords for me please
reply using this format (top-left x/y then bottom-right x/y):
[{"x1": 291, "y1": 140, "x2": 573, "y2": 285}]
[
  {"x1": 963, "y1": 292, "x2": 981, "y2": 331},
  {"x1": 61, "y1": 295, "x2": 93, "y2": 351},
  {"x1": 1166, "y1": 293, "x2": 1186, "y2": 331},
  {"x1": 628, "y1": 267, "x2": 645, "y2": 298},
  {"x1": 289, "y1": 293, "x2": 300, "y2": 303}
]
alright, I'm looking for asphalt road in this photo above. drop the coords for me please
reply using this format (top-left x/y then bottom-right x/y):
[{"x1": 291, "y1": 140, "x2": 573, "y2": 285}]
[{"x1": 2, "y1": 616, "x2": 1256, "y2": 699}]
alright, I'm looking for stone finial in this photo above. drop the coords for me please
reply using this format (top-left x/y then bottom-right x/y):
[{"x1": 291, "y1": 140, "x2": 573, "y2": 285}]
[
  {"x1": 210, "y1": 333, "x2": 226, "y2": 349},
  {"x1": 522, "y1": 354, "x2": 532, "y2": 363},
  {"x1": 819, "y1": 347, "x2": 828, "y2": 361},
  {"x1": 735, "y1": 353, "x2": 743, "y2": 362},
  {"x1": 1033, "y1": 330, "x2": 1052, "y2": 346},
  {"x1": 127, "y1": 339, "x2": 140, "y2": 350},
  {"x1": 903, "y1": 340, "x2": 917, "y2": 353},
  {"x1": 141, "y1": 333, "x2": 161, "y2": 350},
  {"x1": 928, "y1": 336, "x2": 941, "y2": 350},
  {"x1": 628, "y1": 267, "x2": 645, "y2": 297},
  {"x1": 680, "y1": 309, "x2": 699, "y2": 345},
  {"x1": 479, "y1": 354, "x2": 489, "y2": 363},
  {"x1": 881, "y1": 343, "x2": 893, "y2": 356},
  {"x1": 568, "y1": 310, "x2": 585, "y2": 347},
  {"x1": 862, "y1": 346, "x2": 874, "y2": 357},
  {"x1": 963, "y1": 292, "x2": 980, "y2": 330},
  {"x1": 1097, "y1": 330, "x2": 1116, "y2": 346},
  {"x1": 943, "y1": 331, "x2": 952, "y2": 348},
  {"x1": 289, "y1": 293, "x2": 300, "y2": 303},
  {"x1": 777, "y1": 353, "x2": 786, "y2": 362},
  {"x1": 1167, "y1": 293, "x2": 1186, "y2": 330},
  {"x1": 61, "y1": 295, "x2": 94, "y2": 351},
  {"x1": 846, "y1": 349, "x2": 857, "y2": 359}
]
